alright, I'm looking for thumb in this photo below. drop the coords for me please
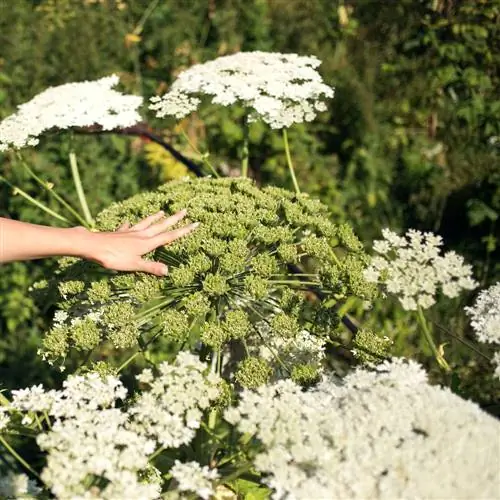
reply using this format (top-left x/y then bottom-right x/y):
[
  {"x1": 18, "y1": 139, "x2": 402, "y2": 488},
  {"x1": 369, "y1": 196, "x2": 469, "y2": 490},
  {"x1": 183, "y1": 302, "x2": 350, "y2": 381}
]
[{"x1": 135, "y1": 259, "x2": 169, "y2": 277}]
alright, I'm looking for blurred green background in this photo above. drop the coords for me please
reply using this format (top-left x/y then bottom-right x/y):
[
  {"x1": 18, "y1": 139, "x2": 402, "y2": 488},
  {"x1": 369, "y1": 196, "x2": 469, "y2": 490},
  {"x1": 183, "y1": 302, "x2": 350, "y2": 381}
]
[{"x1": 0, "y1": 0, "x2": 498, "y2": 406}]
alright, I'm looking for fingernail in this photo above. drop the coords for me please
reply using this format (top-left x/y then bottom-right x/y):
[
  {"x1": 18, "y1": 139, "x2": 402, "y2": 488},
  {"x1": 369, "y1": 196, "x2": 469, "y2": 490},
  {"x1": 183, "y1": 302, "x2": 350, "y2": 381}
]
[
  {"x1": 179, "y1": 208, "x2": 188, "y2": 215},
  {"x1": 162, "y1": 265, "x2": 169, "y2": 276},
  {"x1": 191, "y1": 222, "x2": 200, "y2": 229}
]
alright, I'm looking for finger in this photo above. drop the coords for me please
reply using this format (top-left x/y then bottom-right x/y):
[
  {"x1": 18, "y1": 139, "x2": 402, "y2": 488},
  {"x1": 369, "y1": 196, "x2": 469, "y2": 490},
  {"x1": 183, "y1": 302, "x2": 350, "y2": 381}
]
[
  {"x1": 150, "y1": 222, "x2": 200, "y2": 249},
  {"x1": 144, "y1": 209, "x2": 188, "y2": 237},
  {"x1": 135, "y1": 259, "x2": 169, "y2": 277},
  {"x1": 117, "y1": 221, "x2": 131, "y2": 232},
  {"x1": 131, "y1": 211, "x2": 165, "y2": 231}
]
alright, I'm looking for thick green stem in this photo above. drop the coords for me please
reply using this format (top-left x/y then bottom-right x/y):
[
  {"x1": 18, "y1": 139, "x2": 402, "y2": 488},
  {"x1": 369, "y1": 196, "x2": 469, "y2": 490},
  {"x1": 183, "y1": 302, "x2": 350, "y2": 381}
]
[
  {"x1": 241, "y1": 121, "x2": 249, "y2": 178},
  {"x1": 417, "y1": 306, "x2": 451, "y2": 372},
  {"x1": 69, "y1": 152, "x2": 94, "y2": 228},
  {"x1": 0, "y1": 435, "x2": 41, "y2": 480},
  {"x1": 282, "y1": 128, "x2": 300, "y2": 194},
  {"x1": 1, "y1": 176, "x2": 70, "y2": 224}
]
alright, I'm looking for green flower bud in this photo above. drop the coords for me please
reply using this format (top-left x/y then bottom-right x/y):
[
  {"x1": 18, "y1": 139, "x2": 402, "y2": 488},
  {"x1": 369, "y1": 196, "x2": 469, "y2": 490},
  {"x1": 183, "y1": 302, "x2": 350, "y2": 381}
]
[
  {"x1": 200, "y1": 322, "x2": 228, "y2": 349},
  {"x1": 244, "y1": 275, "x2": 270, "y2": 299},
  {"x1": 352, "y1": 329, "x2": 392, "y2": 364},
  {"x1": 110, "y1": 274, "x2": 136, "y2": 290},
  {"x1": 203, "y1": 273, "x2": 229, "y2": 297},
  {"x1": 203, "y1": 238, "x2": 228, "y2": 257},
  {"x1": 291, "y1": 363, "x2": 321, "y2": 386},
  {"x1": 78, "y1": 361, "x2": 117, "y2": 377},
  {"x1": 183, "y1": 292, "x2": 211, "y2": 318},
  {"x1": 87, "y1": 281, "x2": 111, "y2": 303},
  {"x1": 213, "y1": 379, "x2": 233, "y2": 409},
  {"x1": 58, "y1": 280, "x2": 85, "y2": 298},
  {"x1": 130, "y1": 276, "x2": 163, "y2": 302},
  {"x1": 70, "y1": 318, "x2": 102, "y2": 351},
  {"x1": 337, "y1": 223, "x2": 363, "y2": 252},
  {"x1": 271, "y1": 313, "x2": 299, "y2": 338},
  {"x1": 250, "y1": 254, "x2": 279, "y2": 277},
  {"x1": 277, "y1": 243, "x2": 299, "y2": 264},
  {"x1": 302, "y1": 235, "x2": 332, "y2": 260},
  {"x1": 279, "y1": 289, "x2": 304, "y2": 316},
  {"x1": 235, "y1": 357, "x2": 272, "y2": 388},
  {"x1": 169, "y1": 265, "x2": 196, "y2": 287},
  {"x1": 161, "y1": 309, "x2": 190, "y2": 342},
  {"x1": 223, "y1": 310, "x2": 250, "y2": 340},
  {"x1": 188, "y1": 253, "x2": 212, "y2": 275},
  {"x1": 109, "y1": 323, "x2": 140, "y2": 349},
  {"x1": 42, "y1": 326, "x2": 69, "y2": 360}
]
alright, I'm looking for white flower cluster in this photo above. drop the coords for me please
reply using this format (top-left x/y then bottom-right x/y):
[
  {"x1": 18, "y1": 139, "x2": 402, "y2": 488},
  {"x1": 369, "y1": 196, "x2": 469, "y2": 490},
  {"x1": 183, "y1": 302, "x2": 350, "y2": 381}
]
[
  {"x1": 149, "y1": 51, "x2": 334, "y2": 129},
  {"x1": 170, "y1": 460, "x2": 219, "y2": 500},
  {"x1": 0, "y1": 75, "x2": 143, "y2": 151},
  {"x1": 465, "y1": 282, "x2": 500, "y2": 378},
  {"x1": 0, "y1": 471, "x2": 41, "y2": 499},
  {"x1": 364, "y1": 228, "x2": 477, "y2": 310},
  {"x1": 7, "y1": 353, "x2": 221, "y2": 499},
  {"x1": 225, "y1": 358, "x2": 500, "y2": 499},
  {"x1": 11, "y1": 373, "x2": 157, "y2": 499},
  {"x1": 131, "y1": 352, "x2": 221, "y2": 448}
]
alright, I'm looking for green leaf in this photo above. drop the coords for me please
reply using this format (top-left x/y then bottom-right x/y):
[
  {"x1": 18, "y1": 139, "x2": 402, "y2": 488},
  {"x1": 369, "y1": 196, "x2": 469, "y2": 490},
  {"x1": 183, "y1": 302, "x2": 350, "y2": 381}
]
[
  {"x1": 226, "y1": 478, "x2": 271, "y2": 500},
  {"x1": 466, "y1": 199, "x2": 498, "y2": 226}
]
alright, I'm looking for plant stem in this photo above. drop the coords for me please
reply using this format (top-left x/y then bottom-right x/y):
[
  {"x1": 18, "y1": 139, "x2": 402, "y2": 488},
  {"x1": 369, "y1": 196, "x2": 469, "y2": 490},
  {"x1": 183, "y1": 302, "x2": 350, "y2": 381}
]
[
  {"x1": 0, "y1": 175, "x2": 71, "y2": 224},
  {"x1": 417, "y1": 306, "x2": 451, "y2": 372},
  {"x1": 0, "y1": 435, "x2": 41, "y2": 480},
  {"x1": 431, "y1": 321, "x2": 491, "y2": 362},
  {"x1": 117, "y1": 351, "x2": 141, "y2": 373},
  {"x1": 180, "y1": 129, "x2": 219, "y2": 178},
  {"x1": 69, "y1": 151, "x2": 94, "y2": 228},
  {"x1": 17, "y1": 153, "x2": 89, "y2": 227},
  {"x1": 282, "y1": 128, "x2": 300, "y2": 194},
  {"x1": 241, "y1": 120, "x2": 249, "y2": 178}
]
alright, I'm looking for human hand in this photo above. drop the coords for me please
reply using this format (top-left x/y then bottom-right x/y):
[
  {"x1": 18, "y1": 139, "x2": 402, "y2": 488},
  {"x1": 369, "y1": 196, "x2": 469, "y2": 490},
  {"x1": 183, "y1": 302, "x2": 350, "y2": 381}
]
[{"x1": 81, "y1": 210, "x2": 198, "y2": 276}]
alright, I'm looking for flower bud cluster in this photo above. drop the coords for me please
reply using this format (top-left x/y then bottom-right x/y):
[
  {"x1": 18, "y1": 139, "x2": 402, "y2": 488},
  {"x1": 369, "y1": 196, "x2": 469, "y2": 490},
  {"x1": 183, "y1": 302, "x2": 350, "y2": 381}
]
[{"x1": 40, "y1": 178, "x2": 374, "y2": 381}]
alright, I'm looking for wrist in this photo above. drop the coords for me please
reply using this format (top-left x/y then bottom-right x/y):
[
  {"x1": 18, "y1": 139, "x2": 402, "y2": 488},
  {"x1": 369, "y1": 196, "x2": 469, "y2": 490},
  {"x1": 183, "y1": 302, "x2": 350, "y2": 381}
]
[{"x1": 68, "y1": 226, "x2": 101, "y2": 261}]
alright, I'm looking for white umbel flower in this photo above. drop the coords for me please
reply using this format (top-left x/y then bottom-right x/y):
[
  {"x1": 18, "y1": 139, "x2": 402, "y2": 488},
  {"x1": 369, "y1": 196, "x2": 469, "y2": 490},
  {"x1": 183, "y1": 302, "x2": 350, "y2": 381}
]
[
  {"x1": 149, "y1": 51, "x2": 334, "y2": 129},
  {"x1": 170, "y1": 460, "x2": 219, "y2": 499},
  {"x1": 0, "y1": 75, "x2": 143, "y2": 151},
  {"x1": 226, "y1": 358, "x2": 500, "y2": 499},
  {"x1": 364, "y1": 228, "x2": 477, "y2": 310},
  {"x1": 130, "y1": 352, "x2": 221, "y2": 448},
  {"x1": 465, "y1": 282, "x2": 500, "y2": 344},
  {"x1": 0, "y1": 471, "x2": 41, "y2": 498},
  {"x1": 465, "y1": 282, "x2": 500, "y2": 379}
]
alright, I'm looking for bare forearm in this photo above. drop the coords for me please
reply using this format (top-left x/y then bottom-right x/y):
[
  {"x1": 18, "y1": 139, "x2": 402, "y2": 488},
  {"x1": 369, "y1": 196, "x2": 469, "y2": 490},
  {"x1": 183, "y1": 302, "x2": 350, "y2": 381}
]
[
  {"x1": 0, "y1": 218, "x2": 93, "y2": 262},
  {"x1": 0, "y1": 212, "x2": 197, "y2": 276}
]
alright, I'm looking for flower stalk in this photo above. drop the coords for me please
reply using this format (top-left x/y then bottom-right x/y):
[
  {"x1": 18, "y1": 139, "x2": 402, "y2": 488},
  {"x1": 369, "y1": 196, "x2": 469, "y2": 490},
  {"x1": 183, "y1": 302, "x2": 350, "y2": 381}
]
[
  {"x1": 417, "y1": 306, "x2": 451, "y2": 372},
  {"x1": 69, "y1": 151, "x2": 94, "y2": 228},
  {"x1": 282, "y1": 128, "x2": 300, "y2": 194}
]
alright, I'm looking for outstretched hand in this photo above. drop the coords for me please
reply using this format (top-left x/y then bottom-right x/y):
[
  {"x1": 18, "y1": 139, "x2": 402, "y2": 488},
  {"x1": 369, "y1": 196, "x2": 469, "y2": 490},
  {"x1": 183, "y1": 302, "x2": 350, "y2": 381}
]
[{"x1": 86, "y1": 210, "x2": 198, "y2": 276}]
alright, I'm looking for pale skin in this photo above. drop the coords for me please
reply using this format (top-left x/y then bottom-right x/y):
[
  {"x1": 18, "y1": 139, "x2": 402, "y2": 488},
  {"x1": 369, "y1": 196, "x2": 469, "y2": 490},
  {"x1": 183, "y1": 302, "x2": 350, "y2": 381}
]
[{"x1": 0, "y1": 210, "x2": 198, "y2": 276}]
